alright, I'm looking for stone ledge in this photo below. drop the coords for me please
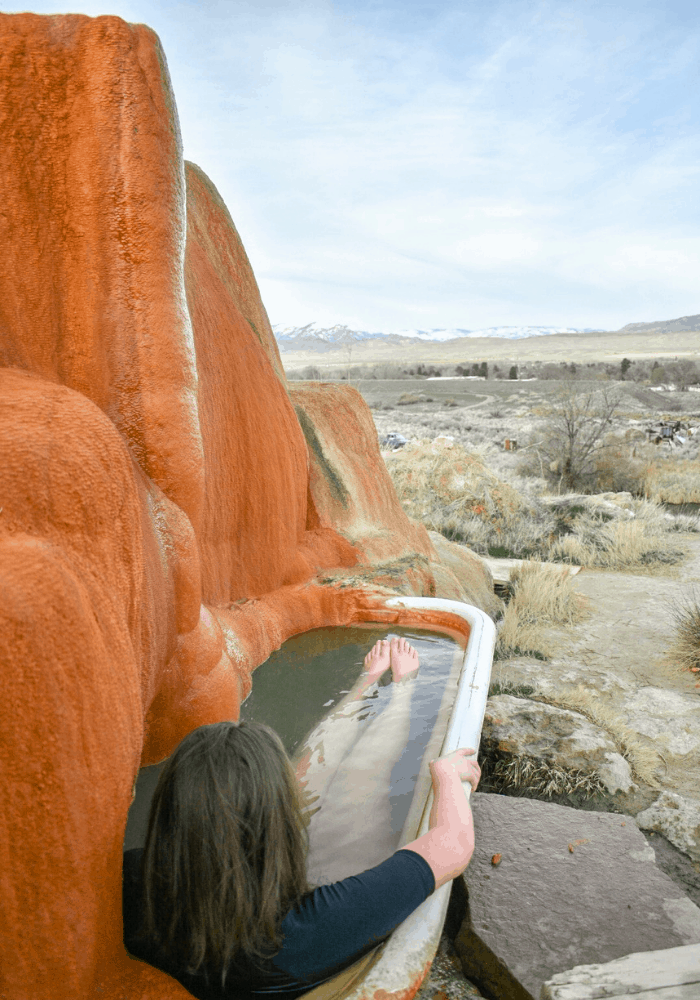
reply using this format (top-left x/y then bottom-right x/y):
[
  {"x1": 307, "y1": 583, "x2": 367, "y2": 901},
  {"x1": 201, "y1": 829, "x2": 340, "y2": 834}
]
[
  {"x1": 454, "y1": 793, "x2": 700, "y2": 1000},
  {"x1": 540, "y1": 942, "x2": 700, "y2": 999}
]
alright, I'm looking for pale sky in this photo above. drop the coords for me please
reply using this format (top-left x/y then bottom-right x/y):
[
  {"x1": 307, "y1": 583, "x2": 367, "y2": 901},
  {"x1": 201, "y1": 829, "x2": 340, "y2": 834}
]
[{"x1": 4, "y1": 0, "x2": 700, "y2": 331}]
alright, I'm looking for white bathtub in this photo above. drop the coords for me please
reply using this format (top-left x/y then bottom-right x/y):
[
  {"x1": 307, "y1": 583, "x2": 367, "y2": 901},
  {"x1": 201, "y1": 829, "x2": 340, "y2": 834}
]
[{"x1": 344, "y1": 598, "x2": 497, "y2": 1000}]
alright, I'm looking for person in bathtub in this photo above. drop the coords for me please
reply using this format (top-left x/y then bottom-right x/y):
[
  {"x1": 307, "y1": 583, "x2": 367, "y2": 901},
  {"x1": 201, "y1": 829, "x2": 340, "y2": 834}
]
[{"x1": 123, "y1": 638, "x2": 480, "y2": 1000}]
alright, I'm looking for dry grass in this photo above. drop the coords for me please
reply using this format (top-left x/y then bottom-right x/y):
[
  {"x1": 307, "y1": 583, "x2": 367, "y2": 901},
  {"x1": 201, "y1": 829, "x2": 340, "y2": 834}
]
[
  {"x1": 549, "y1": 502, "x2": 686, "y2": 570},
  {"x1": 645, "y1": 458, "x2": 700, "y2": 503},
  {"x1": 385, "y1": 440, "x2": 689, "y2": 570},
  {"x1": 484, "y1": 753, "x2": 607, "y2": 799},
  {"x1": 495, "y1": 562, "x2": 588, "y2": 661},
  {"x1": 385, "y1": 439, "x2": 537, "y2": 539},
  {"x1": 666, "y1": 589, "x2": 700, "y2": 672}
]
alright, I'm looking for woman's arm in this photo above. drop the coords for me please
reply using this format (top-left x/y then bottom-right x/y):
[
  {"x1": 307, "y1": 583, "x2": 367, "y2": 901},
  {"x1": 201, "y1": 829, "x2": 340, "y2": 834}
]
[{"x1": 401, "y1": 748, "x2": 480, "y2": 890}]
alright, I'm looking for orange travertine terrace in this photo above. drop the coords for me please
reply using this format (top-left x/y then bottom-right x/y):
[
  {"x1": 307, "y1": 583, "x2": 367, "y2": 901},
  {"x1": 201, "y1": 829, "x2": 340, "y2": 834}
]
[{"x1": 0, "y1": 13, "x2": 495, "y2": 999}]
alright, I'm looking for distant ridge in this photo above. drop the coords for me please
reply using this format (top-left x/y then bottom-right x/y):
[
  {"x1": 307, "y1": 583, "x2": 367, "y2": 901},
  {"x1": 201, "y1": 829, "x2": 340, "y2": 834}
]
[
  {"x1": 616, "y1": 314, "x2": 700, "y2": 335},
  {"x1": 273, "y1": 314, "x2": 700, "y2": 353},
  {"x1": 272, "y1": 322, "x2": 599, "y2": 352}
]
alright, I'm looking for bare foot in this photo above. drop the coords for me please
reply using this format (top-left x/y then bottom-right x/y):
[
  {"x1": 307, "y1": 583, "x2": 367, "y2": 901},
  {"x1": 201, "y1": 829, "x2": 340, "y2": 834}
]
[
  {"x1": 390, "y1": 637, "x2": 419, "y2": 682},
  {"x1": 363, "y1": 639, "x2": 391, "y2": 683}
]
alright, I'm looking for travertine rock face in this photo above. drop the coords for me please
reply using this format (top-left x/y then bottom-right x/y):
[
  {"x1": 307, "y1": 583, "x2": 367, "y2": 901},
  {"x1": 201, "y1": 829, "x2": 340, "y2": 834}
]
[
  {"x1": 0, "y1": 368, "x2": 203, "y2": 999},
  {"x1": 0, "y1": 13, "x2": 204, "y2": 530},
  {"x1": 291, "y1": 381, "x2": 433, "y2": 565},
  {"x1": 427, "y1": 532, "x2": 502, "y2": 618},
  {"x1": 183, "y1": 164, "x2": 360, "y2": 604},
  {"x1": 0, "y1": 13, "x2": 495, "y2": 1000}
]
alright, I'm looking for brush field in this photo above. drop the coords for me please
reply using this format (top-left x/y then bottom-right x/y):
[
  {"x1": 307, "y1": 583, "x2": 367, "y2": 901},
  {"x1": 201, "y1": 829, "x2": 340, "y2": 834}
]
[
  {"x1": 338, "y1": 376, "x2": 698, "y2": 571},
  {"x1": 358, "y1": 376, "x2": 700, "y2": 510}
]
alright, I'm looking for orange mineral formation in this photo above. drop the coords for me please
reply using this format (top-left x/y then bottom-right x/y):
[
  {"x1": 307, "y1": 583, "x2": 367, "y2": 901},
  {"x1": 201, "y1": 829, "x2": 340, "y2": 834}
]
[{"x1": 0, "y1": 12, "x2": 495, "y2": 999}]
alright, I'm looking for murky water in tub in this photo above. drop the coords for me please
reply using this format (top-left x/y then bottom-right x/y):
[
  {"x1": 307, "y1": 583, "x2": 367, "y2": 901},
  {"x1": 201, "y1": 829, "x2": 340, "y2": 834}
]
[
  {"x1": 124, "y1": 625, "x2": 464, "y2": 884},
  {"x1": 241, "y1": 625, "x2": 464, "y2": 884}
]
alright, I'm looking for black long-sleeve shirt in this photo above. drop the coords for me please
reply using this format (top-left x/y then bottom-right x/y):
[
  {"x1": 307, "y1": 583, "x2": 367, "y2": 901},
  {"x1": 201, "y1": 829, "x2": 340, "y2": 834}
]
[{"x1": 123, "y1": 847, "x2": 435, "y2": 1000}]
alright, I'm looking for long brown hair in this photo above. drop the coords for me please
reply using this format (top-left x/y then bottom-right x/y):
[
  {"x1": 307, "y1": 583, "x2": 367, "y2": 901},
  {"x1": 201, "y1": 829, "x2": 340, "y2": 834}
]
[{"x1": 136, "y1": 721, "x2": 310, "y2": 985}]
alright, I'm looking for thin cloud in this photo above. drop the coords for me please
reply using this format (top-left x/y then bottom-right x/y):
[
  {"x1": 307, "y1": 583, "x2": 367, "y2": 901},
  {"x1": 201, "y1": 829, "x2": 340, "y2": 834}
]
[{"x1": 2, "y1": 0, "x2": 699, "y2": 329}]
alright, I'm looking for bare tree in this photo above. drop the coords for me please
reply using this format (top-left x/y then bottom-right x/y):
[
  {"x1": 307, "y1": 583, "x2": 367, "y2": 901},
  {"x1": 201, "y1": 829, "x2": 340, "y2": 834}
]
[
  {"x1": 668, "y1": 359, "x2": 699, "y2": 391},
  {"x1": 534, "y1": 381, "x2": 621, "y2": 492}
]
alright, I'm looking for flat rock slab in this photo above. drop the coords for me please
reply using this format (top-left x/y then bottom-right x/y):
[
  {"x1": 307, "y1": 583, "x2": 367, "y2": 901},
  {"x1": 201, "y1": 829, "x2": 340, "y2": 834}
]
[
  {"x1": 622, "y1": 686, "x2": 700, "y2": 761},
  {"x1": 454, "y1": 793, "x2": 700, "y2": 1000},
  {"x1": 541, "y1": 942, "x2": 700, "y2": 999}
]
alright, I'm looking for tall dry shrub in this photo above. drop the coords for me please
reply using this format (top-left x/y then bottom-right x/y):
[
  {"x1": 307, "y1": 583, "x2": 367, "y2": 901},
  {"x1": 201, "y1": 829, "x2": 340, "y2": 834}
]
[
  {"x1": 496, "y1": 562, "x2": 588, "y2": 660},
  {"x1": 525, "y1": 381, "x2": 620, "y2": 492},
  {"x1": 550, "y1": 502, "x2": 684, "y2": 569},
  {"x1": 384, "y1": 440, "x2": 538, "y2": 550},
  {"x1": 667, "y1": 589, "x2": 700, "y2": 672}
]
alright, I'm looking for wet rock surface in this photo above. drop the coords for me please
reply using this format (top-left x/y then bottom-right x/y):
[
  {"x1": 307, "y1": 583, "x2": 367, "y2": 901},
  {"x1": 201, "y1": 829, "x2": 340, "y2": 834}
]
[{"x1": 454, "y1": 792, "x2": 700, "y2": 1000}]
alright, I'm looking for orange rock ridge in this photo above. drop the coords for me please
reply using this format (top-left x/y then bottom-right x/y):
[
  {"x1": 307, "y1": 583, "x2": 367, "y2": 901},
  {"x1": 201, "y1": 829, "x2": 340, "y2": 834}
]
[{"x1": 0, "y1": 13, "x2": 496, "y2": 999}]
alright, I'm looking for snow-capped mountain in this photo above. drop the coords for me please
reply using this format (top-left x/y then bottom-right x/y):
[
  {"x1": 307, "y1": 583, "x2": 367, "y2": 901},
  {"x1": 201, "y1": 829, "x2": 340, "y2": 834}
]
[{"x1": 272, "y1": 322, "x2": 599, "y2": 351}]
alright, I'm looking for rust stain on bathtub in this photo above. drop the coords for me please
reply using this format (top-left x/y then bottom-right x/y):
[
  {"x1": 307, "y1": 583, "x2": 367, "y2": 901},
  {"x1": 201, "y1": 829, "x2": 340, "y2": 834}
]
[{"x1": 370, "y1": 958, "x2": 433, "y2": 1000}]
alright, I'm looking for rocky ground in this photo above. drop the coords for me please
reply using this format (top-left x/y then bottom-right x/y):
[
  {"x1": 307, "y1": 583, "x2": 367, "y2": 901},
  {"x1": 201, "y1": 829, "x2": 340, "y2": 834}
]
[{"x1": 416, "y1": 531, "x2": 700, "y2": 999}]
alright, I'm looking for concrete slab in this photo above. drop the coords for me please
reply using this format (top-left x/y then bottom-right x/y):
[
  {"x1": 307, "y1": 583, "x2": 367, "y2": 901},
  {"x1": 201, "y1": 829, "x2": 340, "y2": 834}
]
[
  {"x1": 454, "y1": 793, "x2": 700, "y2": 1000},
  {"x1": 482, "y1": 557, "x2": 581, "y2": 585}
]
